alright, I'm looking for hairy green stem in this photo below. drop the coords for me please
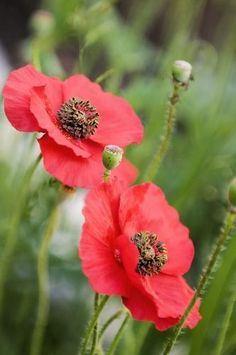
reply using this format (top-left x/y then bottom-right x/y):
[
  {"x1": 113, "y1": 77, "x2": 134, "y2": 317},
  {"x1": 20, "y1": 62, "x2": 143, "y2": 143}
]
[
  {"x1": 90, "y1": 293, "x2": 100, "y2": 355},
  {"x1": 80, "y1": 296, "x2": 109, "y2": 355},
  {"x1": 162, "y1": 210, "x2": 236, "y2": 355},
  {"x1": 98, "y1": 310, "x2": 124, "y2": 341},
  {"x1": 214, "y1": 274, "x2": 236, "y2": 355},
  {"x1": 0, "y1": 154, "x2": 41, "y2": 321},
  {"x1": 106, "y1": 314, "x2": 130, "y2": 355},
  {"x1": 30, "y1": 198, "x2": 60, "y2": 355},
  {"x1": 143, "y1": 83, "x2": 180, "y2": 182}
]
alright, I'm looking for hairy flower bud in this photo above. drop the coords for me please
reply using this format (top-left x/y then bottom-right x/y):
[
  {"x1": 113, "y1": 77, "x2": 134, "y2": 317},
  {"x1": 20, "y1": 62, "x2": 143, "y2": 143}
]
[
  {"x1": 102, "y1": 145, "x2": 123, "y2": 171},
  {"x1": 172, "y1": 60, "x2": 192, "y2": 85},
  {"x1": 228, "y1": 178, "x2": 236, "y2": 208}
]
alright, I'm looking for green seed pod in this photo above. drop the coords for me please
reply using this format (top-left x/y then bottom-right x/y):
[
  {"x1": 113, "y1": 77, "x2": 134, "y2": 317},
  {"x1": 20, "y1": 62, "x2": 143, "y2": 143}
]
[
  {"x1": 102, "y1": 145, "x2": 123, "y2": 171},
  {"x1": 172, "y1": 60, "x2": 192, "y2": 85},
  {"x1": 228, "y1": 178, "x2": 236, "y2": 207}
]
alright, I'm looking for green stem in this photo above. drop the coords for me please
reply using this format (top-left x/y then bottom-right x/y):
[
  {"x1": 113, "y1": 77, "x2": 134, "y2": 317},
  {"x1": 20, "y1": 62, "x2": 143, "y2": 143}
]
[
  {"x1": 80, "y1": 296, "x2": 109, "y2": 355},
  {"x1": 30, "y1": 197, "x2": 60, "y2": 355},
  {"x1": 98, "y1": 310, "x2": 124, "y2": 341},
  {"x1": 32, "y1": 40, "x2": 42, "y2": 71},
  {"x1": 106, "y1": 314, "x2": 130, "y2": 355},
  {"x1": 162, "y1": 210, "x2": 236, "y2": 355},
  {"x1": 214, "y1": 275, "x2": 236, "y2": 355},
  {"x1": 135, "y1": 323, "x2": 151, "y2": 355},
  {"x1": 103, "y1": 169, "x2": 111, "y2": 183},
  {"x1": 90, "y1": 293, "x2": 100, "y2": 355},
  {"x1": 143, "y1": 83, "x2": 180, "y2": 182},
  {"x1": 0, "y1": 154, "x2": 41, "y2": 321},
  {"x1": 95, "y1": 69, "x2": 115, "y2": 84}
]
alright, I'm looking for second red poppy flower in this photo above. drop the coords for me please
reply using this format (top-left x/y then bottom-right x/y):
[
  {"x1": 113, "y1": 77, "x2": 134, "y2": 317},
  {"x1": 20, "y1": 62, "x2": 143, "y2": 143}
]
[{"x1": 79, "y1": 180, "x2": 201, "y2": 331}]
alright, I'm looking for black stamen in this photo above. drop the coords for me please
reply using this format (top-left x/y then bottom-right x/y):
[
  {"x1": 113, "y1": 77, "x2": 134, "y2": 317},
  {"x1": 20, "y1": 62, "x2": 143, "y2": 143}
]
[
  {"x1": 57, "y1": 97, "x2": 99, "y2": 139},
  {"x1": 131, "y1": 231, "x2": 168, "y2": 276}
]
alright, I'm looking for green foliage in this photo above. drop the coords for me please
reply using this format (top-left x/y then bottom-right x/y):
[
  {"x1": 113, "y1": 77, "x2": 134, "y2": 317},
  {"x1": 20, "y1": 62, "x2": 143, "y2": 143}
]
[{"x1": 1, "y1": 0, "x2": 236, "y2": 354}]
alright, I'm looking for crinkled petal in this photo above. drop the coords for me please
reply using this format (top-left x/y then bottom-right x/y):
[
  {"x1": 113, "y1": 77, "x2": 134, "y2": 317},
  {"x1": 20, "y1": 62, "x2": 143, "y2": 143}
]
[
  {"x1": 80, "y1": 226, "x2": 130, "y2": 296},
  {"x1": 119, "y1": 183, "x2": 194, "y2": 276},
  {"x1": 82, "y1": 180, "x2": 125, "y2": 240},
  {"x1": 122, "y1": 287, "x2": 180, "y2": 331},
  {"x1": 30, "y1": 86, "x2": 89, "y2": 158},
  {"x1": 150, "y1": 274, "x2": 201, "y2": 328},
  {"x1": 122, "y1": 269, "x2": 201, "y2": 329},
  {"x1": 63, "y1": 75, "x2": 144, "y2": 147},
  {"x1": 122, "y1": 287, "x2": 158, "y2": 323},
  {"x1": 116, "y1": 234, "x2": 140, "y2": 282},
  {"x1": 79, "y1": 181, "x2": 130, "y2": 296},
  {"x1": 2, "y1": 64, "x2": 53, "y2": 131},
  {"x1": 38, "y1": 135, "x2": 104, "y2": 187},
  {"x1": 38, "y1": 135, "x2": 138, "y2": 187},
  {"x1": 116, "y1": 233, "x2": 160, "y2": 306}
]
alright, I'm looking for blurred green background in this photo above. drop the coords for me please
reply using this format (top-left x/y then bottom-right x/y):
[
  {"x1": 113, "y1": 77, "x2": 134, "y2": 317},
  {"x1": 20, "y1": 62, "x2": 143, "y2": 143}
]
[{"x1": 0, "y1": 0, "x2": 236, "y2": 354}]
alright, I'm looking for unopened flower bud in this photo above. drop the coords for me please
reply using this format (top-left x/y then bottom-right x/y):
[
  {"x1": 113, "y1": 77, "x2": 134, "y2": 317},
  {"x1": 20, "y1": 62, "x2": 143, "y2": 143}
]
[
  {"x1": 102, "y1": 145, "x2": 123, "y2": 171},
  {"x1": 228, "y1": 178, "x2": 236, "y2": 207},
  {"x1": 172, "y1": 60, "x2": 192, "y2": 85},
  {"x1": 30, "y1": 10, "x2": 55, "y2": 37}
]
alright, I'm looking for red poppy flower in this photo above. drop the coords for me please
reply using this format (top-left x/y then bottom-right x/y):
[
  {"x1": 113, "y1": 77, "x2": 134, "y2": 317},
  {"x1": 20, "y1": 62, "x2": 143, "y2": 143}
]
[
  {"x1": 79, "y1": 180, "x2": 201, "y2": 330},
  {"x1": 2, "y1": 65, "x2": 143, "y2": 187}
]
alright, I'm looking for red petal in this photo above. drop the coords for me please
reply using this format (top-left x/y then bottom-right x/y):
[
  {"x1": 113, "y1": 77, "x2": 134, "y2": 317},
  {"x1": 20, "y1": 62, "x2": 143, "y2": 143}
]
[
  {"x1": 63, "y1": 75, "x2": 144, "y2": 147},
  {"x1": 111, "y1": 158, "x2": 138, "y2": 184},
  {"x1": 122, "y1": 287, "x2": 179, "y2": 331},
  {"x1": 116, "y1": 235, "x2": 160, "y2": 323},
  {"x1": 82, "y1": 180, "x2": 124, "y2": 241},
  {"x1": 154, "y1": 317, "x2": 181, "y2": 331},
  {"x1": 38, "y1": 136, "x2": 136, "y2": 187},
  {"x1": 2, "y1": 65, "x2": 51, "y2": 131},
  {"x1": 116, "y1": 233, "x2": 158, "y2": 301},
  {"x1": 150, "y1": 274, "x2": 201, "y2": 328},
  {"x1": 80, "y1": 227, "x2": 130, "y2": 296},
  {"x1": 116, "y1": 234, "x2": 140, "y2": 283},
  {"x1": 30, "y1": 86, "x2": 89, "y2": 158},
  {"x1": 123, "y1": 274, "x2": 201, "y2": 330},
  {"x1": 79, "y1": 181, "x2": 130, "y2": 296},
  {"x1": 119, "y1": 183, "x2": 194, "y2": 276},
  {"x1": 122, "y1": 287, "x2": 158, "y2": 323},
  {"x1": 38, "y1": 135, "x2": 103, "y2": 187}
]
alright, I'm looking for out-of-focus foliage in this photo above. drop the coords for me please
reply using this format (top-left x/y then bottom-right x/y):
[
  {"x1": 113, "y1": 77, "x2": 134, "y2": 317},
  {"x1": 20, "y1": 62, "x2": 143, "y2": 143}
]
[{"x1": 1, "y1": 0, "x2": 236, "y2": 354}]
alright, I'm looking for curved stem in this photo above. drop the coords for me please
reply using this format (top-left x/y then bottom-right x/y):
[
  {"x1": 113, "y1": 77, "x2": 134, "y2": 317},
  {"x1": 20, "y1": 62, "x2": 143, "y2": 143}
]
[
  {"x1": 80, "y1": 295, "x2": 109, "y2": 355},
  {"x1": 162, "y1": 210, "x2": 236, "y2": 355},
  {"x1": 90, "y1": 293, "x2": 100, "y2": 355},
  {"x1": 214, "y1": 275, "x2": 236, "y2": 355},
  {"x1": 0, "y1": 154, "x2": 41, "y2": 321},
  {"x1": 95, "y1": 68, "x2": 114, "y2": 84},
  {"x1": 106, "y1": 314, "x2": 130, "y2": 355},
  {"x1": 98, "y1": 310, "x2": 124, "y2": 341},
  {"x1": 143, "y1": 83, "x2": 180, "y2": 182},
  {"x1": 30, "y1": 197, "x2": 60, "y2": 355}
]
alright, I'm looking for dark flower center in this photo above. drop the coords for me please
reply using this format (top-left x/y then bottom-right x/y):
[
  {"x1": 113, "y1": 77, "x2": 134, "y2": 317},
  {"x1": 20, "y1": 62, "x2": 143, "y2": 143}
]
[
  {"x1": 57, "y1": 97, "x2": 99, "y2": 139},
  {"x1": 131, "y1": 231, "x2": 168, "y2": 276}
]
